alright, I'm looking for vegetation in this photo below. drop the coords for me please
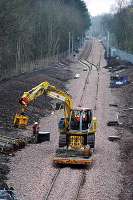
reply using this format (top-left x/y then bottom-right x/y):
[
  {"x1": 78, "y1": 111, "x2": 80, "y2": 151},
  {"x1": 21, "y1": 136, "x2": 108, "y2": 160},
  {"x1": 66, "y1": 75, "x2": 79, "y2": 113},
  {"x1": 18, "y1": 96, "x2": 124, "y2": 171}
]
[
  {"x1": 0, "y1": 0, "x2": 91, "y2": 78},
  {"x1": 101, "y1": 0, "x2": 133, "y2": 53}
]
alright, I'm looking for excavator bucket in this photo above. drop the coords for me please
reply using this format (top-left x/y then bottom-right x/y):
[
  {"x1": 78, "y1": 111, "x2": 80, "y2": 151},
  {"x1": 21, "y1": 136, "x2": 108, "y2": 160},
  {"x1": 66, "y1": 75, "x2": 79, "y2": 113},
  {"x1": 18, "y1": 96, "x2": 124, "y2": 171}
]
[{"x1": 14, "y1": 114, "x2": 29, "y2": 128}]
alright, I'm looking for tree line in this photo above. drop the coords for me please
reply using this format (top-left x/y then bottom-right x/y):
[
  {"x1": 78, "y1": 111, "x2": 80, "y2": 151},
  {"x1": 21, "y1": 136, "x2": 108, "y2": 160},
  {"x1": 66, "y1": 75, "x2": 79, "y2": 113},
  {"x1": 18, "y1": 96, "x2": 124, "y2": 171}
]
[
  {"x1": 101, "y1": 0, "x2": 133, "y2": 53},
  {"x1": 0, "y1": 0, "x2": 91, "y2": 78}
]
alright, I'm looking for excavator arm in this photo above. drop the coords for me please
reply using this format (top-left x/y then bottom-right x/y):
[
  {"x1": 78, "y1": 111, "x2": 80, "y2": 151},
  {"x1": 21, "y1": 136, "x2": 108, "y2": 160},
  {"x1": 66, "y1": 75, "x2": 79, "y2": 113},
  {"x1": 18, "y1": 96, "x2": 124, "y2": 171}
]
[
  {"x1": 14, "y1": 81, "x2": 97, "y2": 165},
  {"x1": 14, "y1": 81, "x2": 73, "y2": 128}
]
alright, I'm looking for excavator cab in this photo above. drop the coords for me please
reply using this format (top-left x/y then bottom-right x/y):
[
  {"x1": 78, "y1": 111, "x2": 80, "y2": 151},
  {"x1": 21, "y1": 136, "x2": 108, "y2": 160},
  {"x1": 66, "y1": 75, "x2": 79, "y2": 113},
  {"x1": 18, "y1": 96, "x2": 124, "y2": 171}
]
[
  {"x1": 58, "y1": 108, "x2": 96, "y2": 149},
  {"x1": 69, "y1": 108, "x2": 92, "y2": 131},
  {"x1": 58, "y1": 108, "x2": 93, "y2": 132}
]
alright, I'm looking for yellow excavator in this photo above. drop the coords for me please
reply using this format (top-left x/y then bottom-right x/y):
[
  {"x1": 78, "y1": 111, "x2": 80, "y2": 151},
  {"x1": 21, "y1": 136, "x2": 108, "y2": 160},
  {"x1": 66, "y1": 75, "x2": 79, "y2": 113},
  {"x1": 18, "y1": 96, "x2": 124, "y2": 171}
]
[{"x1": 14, "y1": 81, "x2": 97, "y2": 165}]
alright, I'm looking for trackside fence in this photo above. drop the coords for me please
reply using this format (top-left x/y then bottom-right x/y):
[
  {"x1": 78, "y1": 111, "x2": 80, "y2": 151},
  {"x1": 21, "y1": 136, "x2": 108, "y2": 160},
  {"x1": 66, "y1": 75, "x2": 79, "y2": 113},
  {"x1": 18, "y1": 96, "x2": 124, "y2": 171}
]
[
  {"x1": 111, "y1": 48, "x2": 133, "y2": 64},
  {"x1": 0, "y1": 51, "x2": 69, "y2": 82}
]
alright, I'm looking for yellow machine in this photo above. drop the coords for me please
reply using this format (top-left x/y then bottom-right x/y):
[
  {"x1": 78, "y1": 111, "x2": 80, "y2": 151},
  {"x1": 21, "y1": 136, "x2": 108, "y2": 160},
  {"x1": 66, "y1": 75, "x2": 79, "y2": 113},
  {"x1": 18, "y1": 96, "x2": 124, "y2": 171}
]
[
  {"x1": 14, "y1": 81, "x2": 73, "y2": 129},
  {"x1": 14, "y1": 81, "x2": 97, "y2": 165}
]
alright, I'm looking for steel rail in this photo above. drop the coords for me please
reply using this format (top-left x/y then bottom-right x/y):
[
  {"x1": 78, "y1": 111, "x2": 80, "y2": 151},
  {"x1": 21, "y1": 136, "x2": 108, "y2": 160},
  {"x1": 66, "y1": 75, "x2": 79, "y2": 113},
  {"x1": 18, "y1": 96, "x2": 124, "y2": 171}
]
[
  {"x1": 43, "y1": 169, "x2": 61, "y2": 200},
  {"x1": 75, "y1": 169, "x2": 86, "y2": 200}
]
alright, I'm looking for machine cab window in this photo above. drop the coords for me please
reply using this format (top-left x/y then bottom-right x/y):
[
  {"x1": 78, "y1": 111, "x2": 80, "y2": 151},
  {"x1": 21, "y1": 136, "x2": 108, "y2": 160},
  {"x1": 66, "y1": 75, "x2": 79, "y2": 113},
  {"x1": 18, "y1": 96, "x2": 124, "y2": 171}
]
[{"x1": 70, "y1": 109, "x2": 92, "y2": 131}]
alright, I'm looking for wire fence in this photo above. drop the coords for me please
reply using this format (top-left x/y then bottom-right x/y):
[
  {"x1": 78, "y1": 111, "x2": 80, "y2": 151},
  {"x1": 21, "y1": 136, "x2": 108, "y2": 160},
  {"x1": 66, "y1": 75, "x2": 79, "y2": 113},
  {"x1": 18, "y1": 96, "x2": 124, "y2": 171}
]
[
  {"x1": 0, "y1": 51, "x2": 69, "y2": 82},
  {"x1": 111, "y1": 48, "x2": 133, "y2": 64}
]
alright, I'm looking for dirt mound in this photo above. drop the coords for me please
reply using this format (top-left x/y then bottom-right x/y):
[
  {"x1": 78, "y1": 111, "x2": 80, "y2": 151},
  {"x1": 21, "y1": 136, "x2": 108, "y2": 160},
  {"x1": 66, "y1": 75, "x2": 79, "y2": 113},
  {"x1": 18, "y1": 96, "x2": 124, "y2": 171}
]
[{"x1": 0, "y1": 63, "x2": 73, "y2": 130}]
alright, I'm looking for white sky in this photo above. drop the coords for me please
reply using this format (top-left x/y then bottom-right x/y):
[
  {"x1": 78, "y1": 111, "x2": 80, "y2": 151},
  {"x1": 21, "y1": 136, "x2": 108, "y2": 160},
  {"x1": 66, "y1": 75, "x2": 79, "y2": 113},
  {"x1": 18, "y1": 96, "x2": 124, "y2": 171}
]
[{"x1": 84, "y1": 0, "x2": 116, "y2": 16}]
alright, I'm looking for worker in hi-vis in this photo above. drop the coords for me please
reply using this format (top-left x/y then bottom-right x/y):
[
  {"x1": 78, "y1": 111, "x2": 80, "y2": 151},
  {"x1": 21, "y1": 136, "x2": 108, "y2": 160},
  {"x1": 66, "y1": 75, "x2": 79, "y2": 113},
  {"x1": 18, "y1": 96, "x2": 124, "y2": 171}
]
[{"x1": 32, "y1": 122, "x2": 39, "y2": 143}]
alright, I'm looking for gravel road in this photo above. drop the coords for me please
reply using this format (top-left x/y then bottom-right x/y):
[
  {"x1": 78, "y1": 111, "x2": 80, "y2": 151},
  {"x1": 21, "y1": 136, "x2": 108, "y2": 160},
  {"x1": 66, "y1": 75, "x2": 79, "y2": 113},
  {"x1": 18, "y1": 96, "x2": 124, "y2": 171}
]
[{"x1": 7, "y1": 39, "x2": 122, "y2": 200}]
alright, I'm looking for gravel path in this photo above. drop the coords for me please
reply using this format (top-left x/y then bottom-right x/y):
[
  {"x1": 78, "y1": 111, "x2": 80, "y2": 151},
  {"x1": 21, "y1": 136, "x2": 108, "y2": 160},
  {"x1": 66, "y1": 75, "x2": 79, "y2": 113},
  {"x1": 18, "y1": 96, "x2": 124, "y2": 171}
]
[
  {"x1": 7, "y1": 39, "x2": 122, "y2": 200},
  {"x1": 78, "y1": 46, "x2": 122, "y2": 199}
]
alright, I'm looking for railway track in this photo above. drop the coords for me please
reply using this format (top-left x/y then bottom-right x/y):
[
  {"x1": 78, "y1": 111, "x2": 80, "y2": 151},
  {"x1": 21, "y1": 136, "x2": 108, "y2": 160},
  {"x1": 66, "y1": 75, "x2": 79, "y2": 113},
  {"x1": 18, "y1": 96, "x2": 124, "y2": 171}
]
[
  {"x1": 75, "y1": 169, "x2": 86, "y2": 200},
  {"x1": 43, "y1": 40, "x2": 101, "y2": 200},
  {"x1": 75, "y1": 40, "x2": 102, "y2": 199},
  {"x1": 79, "y1": 40, "x2": 93, "y2": 60},
  {"x1": 44, "y1": 169, "x2": 61, "y2": 200},
  {"x1": 43, "y1": 168, "x2": 87, "y2": 200},
  {"x1": 79, "y1": 41, "x2": 102, "y2": 108}
]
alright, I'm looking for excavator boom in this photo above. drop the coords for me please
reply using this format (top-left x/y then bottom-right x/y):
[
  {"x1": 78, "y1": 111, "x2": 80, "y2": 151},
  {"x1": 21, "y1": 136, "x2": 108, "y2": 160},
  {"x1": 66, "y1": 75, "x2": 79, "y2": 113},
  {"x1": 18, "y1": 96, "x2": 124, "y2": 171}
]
[{"x1": 14, "y1": 81, "x2": 73, "y2": 128}]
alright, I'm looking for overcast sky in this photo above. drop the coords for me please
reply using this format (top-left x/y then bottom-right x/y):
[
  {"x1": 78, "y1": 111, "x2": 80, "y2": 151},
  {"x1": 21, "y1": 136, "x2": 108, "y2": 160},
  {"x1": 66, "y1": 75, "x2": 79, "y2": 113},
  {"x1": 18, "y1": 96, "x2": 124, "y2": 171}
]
[{"x1": 84, "y1": 0, "x2": 116, "y2": 16}]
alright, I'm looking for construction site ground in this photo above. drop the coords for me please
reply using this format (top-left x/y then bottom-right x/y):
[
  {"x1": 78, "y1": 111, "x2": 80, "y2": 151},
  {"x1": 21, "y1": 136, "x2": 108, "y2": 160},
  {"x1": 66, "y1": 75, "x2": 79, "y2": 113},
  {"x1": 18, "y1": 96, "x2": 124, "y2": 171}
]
[{"x1": 0, "y1": 39, "x2": 132, "y2": 199}]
